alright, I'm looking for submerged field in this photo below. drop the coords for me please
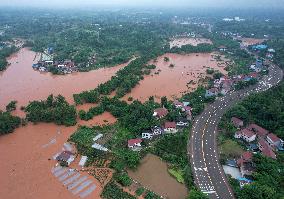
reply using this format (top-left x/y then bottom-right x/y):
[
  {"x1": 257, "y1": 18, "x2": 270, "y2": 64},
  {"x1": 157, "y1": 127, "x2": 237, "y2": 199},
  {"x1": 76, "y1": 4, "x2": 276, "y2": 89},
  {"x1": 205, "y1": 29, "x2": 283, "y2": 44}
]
[
  {"x1": 123, "y1": 52, "x2": 228, "y2": 102},
  {"x1": 127, "y1": 154, "x2": 188, "y2": 199}
]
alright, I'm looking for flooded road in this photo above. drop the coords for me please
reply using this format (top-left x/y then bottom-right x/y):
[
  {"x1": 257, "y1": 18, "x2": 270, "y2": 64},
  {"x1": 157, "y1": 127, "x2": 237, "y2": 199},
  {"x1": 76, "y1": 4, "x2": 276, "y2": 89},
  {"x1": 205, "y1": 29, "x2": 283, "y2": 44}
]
[
  {"x1": 0, "y1": 48, "x2": 128, "y2": 110},
  {"x1": 123, "y1": 52, "x2": 228, "y2": 102},
  {"x1": 128, "y1": 154, "x2": 188, "y2": 199}
]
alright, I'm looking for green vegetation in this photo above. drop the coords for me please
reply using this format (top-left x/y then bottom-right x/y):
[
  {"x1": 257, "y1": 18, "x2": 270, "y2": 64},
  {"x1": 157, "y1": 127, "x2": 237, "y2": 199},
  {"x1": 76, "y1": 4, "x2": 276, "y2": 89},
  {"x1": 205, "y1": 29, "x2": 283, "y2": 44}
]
[
  {"x1": 5, "y1": 100, "x2": 17, "y2": 112},
  {"x1": 135, "y1": 187, "x2": 145, "y2": 196},
  {"x1": 234, "y1": 78, "x2": 258, "y2": 90},
  {"x1": 144, "y1": 191, "x2": 160, "y2": 199},
  {"x1": 168, "y1": 168, "x2": 185, "y2": 183},
  {"x1": 114, "y1": 172, "x2": 132, "y2": 187},
  {"x1": 229, "y1": 155, "x2": 284, "y2": 199},
  {"x1": 222, "y1": 82, "x2": 284, "y2": 139},
  {"x1": 25, "y1": 94, "x2": 77, "y2": 126},
  {"x1": 170, "y1": 43, "x2": 214, "y2": 54},
  {"x1": 0, "y1": 110, "x2": 21, "y2": 135},
  {"x1": 101, "y1": 181, "x2": 135, "y2": 199},
  {"x1": 219, "y1": 139, "x2": 244, "y2": 160},
  {"x1": 0, "y1": 45, "x2": 17, "y2": 71},
  {"x1": 188, "y1": 189, "x2": 209, "y2": 199}
]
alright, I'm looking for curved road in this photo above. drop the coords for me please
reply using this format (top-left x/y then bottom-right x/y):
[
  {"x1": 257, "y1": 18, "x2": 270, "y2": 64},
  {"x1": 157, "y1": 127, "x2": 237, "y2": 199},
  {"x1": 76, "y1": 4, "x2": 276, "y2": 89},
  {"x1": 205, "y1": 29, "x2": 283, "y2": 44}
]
[{"x1": 188, "y1": 62, "x2": 283, "y2": 199}]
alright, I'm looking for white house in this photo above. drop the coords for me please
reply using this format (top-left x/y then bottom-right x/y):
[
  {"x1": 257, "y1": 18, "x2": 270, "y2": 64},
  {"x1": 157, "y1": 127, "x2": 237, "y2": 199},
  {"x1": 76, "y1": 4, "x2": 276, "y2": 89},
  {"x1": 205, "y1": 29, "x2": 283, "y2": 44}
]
[
  {"x1": 151, "y1": 126, "x2": 163, "y2": 136},
  {"x1": 142, "y1": 132, "x2": 153, "y2": 140},
  {"x1": 241, "y1": 129, "x2": 256, "y2": 142}
]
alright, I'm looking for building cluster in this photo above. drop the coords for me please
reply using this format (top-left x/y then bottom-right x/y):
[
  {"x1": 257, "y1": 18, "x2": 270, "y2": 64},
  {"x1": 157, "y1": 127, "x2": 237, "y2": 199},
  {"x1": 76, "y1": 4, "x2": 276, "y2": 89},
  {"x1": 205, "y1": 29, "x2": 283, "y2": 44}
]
[
  {"x1": 222, "y1": 17, "x2": 245, "y2": 22},
  {"x1": 232, "y1": 117, "x2": 284, "y2": 159},
  {"x1": 32, "y1": 48, "x2": 77, "y2": 74},
  {"x1": 205, "y1": 71, "x2": 259, "y2": 98},
  {"x1": 127, "y1": 100, "x2": 192, "y2": 151},
  {"x1": 225, "y1": 117, "x2": 283, "y2": 187}
]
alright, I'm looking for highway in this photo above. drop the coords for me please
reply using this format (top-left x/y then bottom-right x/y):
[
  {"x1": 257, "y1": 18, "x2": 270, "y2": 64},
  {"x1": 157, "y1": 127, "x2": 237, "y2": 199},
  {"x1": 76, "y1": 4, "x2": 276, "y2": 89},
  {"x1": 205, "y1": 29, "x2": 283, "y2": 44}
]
[{"x1": 188, "y1": 63, "x2": 283, "y2": 199}]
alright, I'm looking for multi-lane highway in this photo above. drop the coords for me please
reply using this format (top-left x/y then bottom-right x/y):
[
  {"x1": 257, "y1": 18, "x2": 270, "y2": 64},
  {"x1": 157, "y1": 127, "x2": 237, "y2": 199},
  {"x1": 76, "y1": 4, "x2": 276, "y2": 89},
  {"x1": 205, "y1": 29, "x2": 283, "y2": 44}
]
[{"x1": 188, "y1": 63, "x2": 283, "y2": 199}]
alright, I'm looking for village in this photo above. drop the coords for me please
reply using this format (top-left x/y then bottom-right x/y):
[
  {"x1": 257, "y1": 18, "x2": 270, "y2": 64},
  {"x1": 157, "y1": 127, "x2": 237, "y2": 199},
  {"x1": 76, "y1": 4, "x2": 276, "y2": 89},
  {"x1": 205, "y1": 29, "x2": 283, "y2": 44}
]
[
  {"x1": 32, "y1": 47, "x2": 78, "y2": 74},
  {"x1": 222, "y1": 116, "x2": 284, "y2": 188}
]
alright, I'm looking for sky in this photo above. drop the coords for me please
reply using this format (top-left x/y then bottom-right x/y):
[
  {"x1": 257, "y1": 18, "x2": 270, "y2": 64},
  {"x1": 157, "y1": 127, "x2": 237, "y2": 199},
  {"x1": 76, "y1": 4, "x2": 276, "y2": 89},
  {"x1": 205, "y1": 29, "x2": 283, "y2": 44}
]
[{"x1": 0, "y1": 0, "x2": 283, "y2": 8}]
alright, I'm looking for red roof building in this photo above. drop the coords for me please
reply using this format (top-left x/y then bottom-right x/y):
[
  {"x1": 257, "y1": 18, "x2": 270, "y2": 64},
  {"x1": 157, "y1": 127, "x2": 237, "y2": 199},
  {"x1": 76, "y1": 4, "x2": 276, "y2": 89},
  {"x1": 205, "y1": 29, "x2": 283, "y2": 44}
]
[
  {"x1": 231, "y1": 117, "x2": 244, "y2": 128},
  {"x1": 164, "y1": 122, "x2": 176, "y2": 129},
  {"x1": 128, "y1": 138, "x2": 142, "y2": 148},
  {"x1": 258, "y1": 139, "x2": 276, "y2": 159},
  {"x1": 153, "y1": 108, "x2": 168, "y2": 118},
  {"x1": 247, "y1": 124, "x2": 269, "y2": 138},
  {"x1": 241, "y1": 129, "x2": 256, "y2": 142}
]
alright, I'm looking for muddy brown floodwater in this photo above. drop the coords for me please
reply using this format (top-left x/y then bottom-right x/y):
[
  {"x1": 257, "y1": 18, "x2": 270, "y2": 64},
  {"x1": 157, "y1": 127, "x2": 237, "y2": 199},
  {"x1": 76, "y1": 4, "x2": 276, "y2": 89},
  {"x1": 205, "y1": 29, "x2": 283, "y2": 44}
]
[
  {"x1": 0, "y1": 48, "x2": 130, "y2": 110},
  {"x1": 0, "y1": 48, "x2": 124, "y2": 199},
  {"x1": 128, "y1": 154, "x2": 188, "y2": 199},
  {"x1": 170, "y1": 37, "x2": 212, "y2": 49},
  {"x1": 123, "y1": 52, "x2": 228, "y2": 102}
]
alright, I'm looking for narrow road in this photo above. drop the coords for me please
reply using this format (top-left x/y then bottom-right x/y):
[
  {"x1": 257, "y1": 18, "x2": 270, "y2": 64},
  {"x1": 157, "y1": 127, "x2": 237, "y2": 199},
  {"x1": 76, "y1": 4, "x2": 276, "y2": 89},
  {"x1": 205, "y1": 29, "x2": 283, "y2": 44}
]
[{"x1": 188, "y1": 63, "x2": 283, "y2": 199}]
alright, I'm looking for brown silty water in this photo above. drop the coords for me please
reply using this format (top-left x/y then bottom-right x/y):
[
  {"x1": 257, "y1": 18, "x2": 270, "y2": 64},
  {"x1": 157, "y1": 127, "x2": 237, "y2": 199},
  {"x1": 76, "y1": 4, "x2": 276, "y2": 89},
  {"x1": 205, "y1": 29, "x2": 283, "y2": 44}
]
[
  {"x1": 128, "y1": 154, "x2": 188, "y2": 199},
  {"x1": 123, "y1": 52, "x2": 228, "y2": 102}
]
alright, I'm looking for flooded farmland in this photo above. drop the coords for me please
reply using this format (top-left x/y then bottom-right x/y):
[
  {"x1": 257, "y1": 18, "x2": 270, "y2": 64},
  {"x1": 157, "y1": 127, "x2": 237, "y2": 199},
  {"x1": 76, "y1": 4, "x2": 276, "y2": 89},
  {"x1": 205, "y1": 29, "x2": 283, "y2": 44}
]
[
  {"x1": 0, "y1": 48, "x2": 129, "y2": 110},
  {"x1": 170, "y1": 37, "x2": 212, "y2": 48},
  {"x1": 123, "y1": 52, "x2": 228, "y2": 102},
  {"x1": 128, "y1": 154, "x2": 188, "y2": 199}
]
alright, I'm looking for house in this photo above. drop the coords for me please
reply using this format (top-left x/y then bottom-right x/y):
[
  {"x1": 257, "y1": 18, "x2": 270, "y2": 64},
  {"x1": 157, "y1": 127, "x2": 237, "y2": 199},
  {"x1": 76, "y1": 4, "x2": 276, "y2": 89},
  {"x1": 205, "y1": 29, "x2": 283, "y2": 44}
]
[
  {"x1": 258, "y1": 139, "x2": 276, "y2": 159},
  {"x1": 164, "y1": 122, "x2": 178, "y2": 133},
  {"x1": 237, "y1": 151, "x2": 252, "y2": 166},
  {"x1": 205, "y1": 88, "x2": 219, "y2": 98},
  {"x1": 56, "y1": 151, "x2": 75, "y2": 165},
  {"x1": 78, "y1": 156, "x2": 88, "y2": 167},
  {"x1": 241, "y1": 129, "x2": 256, "y2": 142},
  {"x1": 173, "y1": 100, "x2": 184, "y2": 109},
  {"x1": 234, "y1": 131, "x2": 242, "y2": 139},
  {"x1": 151, "y1": 126, "x2": 163, "y2": 136},
  {"x1": 218, "y1": 45, "x2": 227, "y2": 52},
  {"x1": 231, "y1": 117, "x2": 244, "y2": 128},
  {"x1": 153, "y1": 108, "x2": 168, "y2": 119},
  {"x1": 266, "y1": 133, "x2": 284, "y2": 151},
  {"x1": 237, "y1": 152, "x2": 255, "y2": 177},
  {"x1": 142, "y1": 131, "x2": 153, "y2": 140},
  {"x1": 250, "y1": 64, "x2": 262, "y2": 73},
  {"x1": 128, "y1": 138, "x2": 142, "y2": 149},
  {"x1": 253, "y1": 44, "x2": 267, "y2": 51},
  {"x1": 176, "y1": 118, "x2": 189, "y2": 127},
  {"x1": 248, "y1": 143, "x2": 259, "y2": 152},
  {"x1": 247, "y1": 124, "x2": 269, "y2": 138}
]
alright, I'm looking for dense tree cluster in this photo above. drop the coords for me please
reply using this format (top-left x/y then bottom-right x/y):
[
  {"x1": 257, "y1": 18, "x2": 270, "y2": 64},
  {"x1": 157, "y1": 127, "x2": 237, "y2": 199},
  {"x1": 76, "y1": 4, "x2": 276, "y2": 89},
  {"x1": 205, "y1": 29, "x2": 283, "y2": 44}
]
[
  {"x1": 229, "y1": 155, "x2": 284, "y2": 199},
  {"x1": 0, "y1": 45, "x2": 17, "y2": 71},
  {"x1": 25, "y1": 95, "x2": 77, "y2": 126},
  {"x1": 101, "y1": 181, "x2": 135, "y2": 199},
  {"x1": 0, "y1": 110, "x2": 21, "y2": 135}
]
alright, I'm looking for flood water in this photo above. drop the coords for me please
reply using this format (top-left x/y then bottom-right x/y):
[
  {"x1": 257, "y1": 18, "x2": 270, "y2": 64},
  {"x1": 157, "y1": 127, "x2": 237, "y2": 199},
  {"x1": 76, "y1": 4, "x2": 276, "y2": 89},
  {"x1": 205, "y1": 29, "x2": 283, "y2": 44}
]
[
  {"x1": 0, "y1": 48, "x2": 129, "y2": 110},
  {"x1": 128, "y1": 154, "x2": 188, "y2": 199},
  {"x1": 0, "y1": 48, "x2": 122, "y2": 199},
  {"x1": 123, "y1": 52, "x2": 228, "y2": 102}
]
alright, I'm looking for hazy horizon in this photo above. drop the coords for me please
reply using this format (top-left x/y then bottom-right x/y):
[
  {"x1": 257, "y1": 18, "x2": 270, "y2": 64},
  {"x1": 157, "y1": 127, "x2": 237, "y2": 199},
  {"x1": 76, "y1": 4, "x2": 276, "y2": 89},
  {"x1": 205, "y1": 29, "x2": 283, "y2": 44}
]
[{"x1": 0, "y1": 0, "x2": 284, "y2": 9}]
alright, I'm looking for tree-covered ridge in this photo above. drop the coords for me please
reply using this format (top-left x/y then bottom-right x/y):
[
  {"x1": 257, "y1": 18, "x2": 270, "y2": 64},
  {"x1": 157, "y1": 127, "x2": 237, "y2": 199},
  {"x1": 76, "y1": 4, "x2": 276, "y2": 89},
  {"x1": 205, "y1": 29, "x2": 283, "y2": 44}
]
[{"x1": 25, "y1": 94, "x2": 77, "y2": 126}]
